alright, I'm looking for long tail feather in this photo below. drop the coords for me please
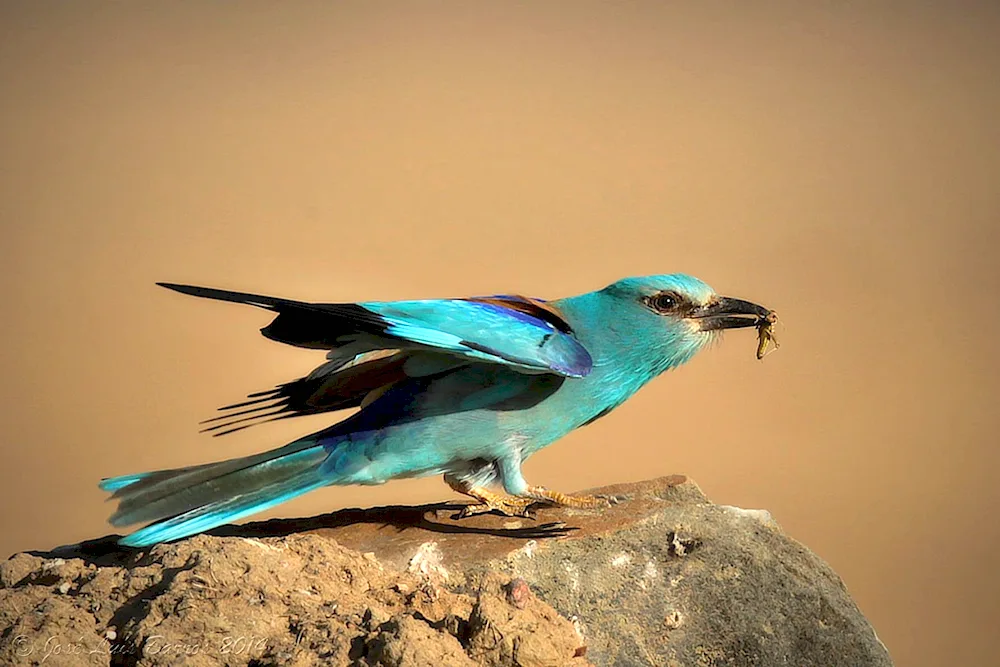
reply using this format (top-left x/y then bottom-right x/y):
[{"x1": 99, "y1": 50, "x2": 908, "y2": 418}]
[
  {"x1": 101, "y1": 437, "x2": 331, "y2": 547},
  {"x1": 120, "y1": 473, "x2": 329, "y2": 546}
]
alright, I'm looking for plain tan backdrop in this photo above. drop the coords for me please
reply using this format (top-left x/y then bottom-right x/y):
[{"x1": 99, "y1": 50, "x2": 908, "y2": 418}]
[{"x1": 2, "y1": 3, "x2": 998, "y2": 665}]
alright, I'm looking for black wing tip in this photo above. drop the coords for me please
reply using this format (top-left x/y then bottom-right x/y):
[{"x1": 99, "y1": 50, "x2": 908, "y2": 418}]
[
  {"x1": 156, "y1": 282, "x2": 206, "y2": 297},
  {"x1": 155, "y1": 282, "x2": 285, "y2": 310}
]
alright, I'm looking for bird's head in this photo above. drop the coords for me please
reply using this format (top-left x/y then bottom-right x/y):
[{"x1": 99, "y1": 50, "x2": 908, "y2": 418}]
[{"x1": 592, "y1": 273, "x2": 772, "y2": 373}]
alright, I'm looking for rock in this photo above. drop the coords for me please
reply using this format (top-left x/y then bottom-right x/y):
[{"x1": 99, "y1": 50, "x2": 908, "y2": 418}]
[
  {"x1": 365, "y1": 615, "x2": 475, "y2": 667},
  {"x1": 465, "y1": 573, "x2": 588, "y2": 667},
  {"x1": 0, "y1": 536, "x2": 589, "y2": 666},
  {"x1": 0, "y1": 476, "x2": 891, "y2": 666}
]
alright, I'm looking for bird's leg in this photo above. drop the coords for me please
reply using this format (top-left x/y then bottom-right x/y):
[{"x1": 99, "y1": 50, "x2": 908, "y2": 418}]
[
  {"x1": 521, "y1": 485, "x2": 614, "y2": 510},
  {"x1": 494, "y1": 454, "x2": 618, "y2": 512},
  {"x1": 445, "y1": 474, "x2": 536, "y2": 518}
]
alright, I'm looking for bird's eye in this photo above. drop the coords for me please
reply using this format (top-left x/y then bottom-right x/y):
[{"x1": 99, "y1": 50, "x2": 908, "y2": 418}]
[{"x1": 646, "y1": 291, "x2": 683, "y2": 314}]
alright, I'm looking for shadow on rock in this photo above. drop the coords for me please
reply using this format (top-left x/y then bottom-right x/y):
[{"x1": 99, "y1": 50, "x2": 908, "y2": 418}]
[{"x1": 27, "y1": 501, "x2": 575, "y2": 567}]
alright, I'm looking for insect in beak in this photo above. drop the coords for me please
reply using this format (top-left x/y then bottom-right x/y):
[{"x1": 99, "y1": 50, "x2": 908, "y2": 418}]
[{"x1": 756, "y1": 311, "x2": 780, "y2": 360}]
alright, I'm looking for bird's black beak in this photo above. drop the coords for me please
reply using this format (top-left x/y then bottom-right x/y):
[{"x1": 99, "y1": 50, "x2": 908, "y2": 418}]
[{"x1": 690, "y1": 296, "x2": 772, "y2": 331}]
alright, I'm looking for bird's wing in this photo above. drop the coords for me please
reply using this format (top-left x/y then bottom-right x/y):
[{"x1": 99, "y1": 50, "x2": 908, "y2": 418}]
[
  {"x1": 362, "y1": 295, "x2": 590, "y2": 376},
  {"x1": 200, "y1": 349, "x2": 413, "y2": 435},
  {"x1": 157, "y1": 284, "x2": 592, "y2": 435},
  {"x1": 159, "y1": 283, "x2": 590, "y2": 375}
]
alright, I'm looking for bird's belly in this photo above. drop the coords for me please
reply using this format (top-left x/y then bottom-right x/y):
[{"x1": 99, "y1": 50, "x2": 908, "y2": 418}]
[
  {"x1": 321, "y1": 407, "x2": 582, "y2": 486},
  {"x1": 320, "y1": 368, "x2": 620, "y2": 486},
  {"x1": 319, "y1": 414, "x2": 510, "y2": 483}
]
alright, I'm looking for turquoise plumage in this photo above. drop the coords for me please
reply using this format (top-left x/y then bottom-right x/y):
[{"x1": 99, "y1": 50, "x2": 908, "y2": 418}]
[{"x1": 101, "y1": 274, "x2": 773, "y2": 547}]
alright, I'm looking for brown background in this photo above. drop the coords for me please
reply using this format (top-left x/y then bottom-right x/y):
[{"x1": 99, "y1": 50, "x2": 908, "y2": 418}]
[{"x1": 2, "y1": 3, "x2": 998, "y2": 665}]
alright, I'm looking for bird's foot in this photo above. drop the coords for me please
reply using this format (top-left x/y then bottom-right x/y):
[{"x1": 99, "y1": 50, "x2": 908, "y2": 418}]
[
  {"x1": 457, "y1": 488, "x2": 538, "y2": 519},
  {"x1": 523, "y1": 486, "x2": 620, "y2": 510}
]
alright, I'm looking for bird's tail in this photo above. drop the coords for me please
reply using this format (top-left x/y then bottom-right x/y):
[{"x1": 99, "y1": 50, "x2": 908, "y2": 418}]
[{"x1": 100, "y1": 436, "x2": 331, "y2": 547}]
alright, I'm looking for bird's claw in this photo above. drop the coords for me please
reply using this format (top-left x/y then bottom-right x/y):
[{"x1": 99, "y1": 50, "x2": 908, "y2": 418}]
[
  {"x1": 456, "y1": 495, "x2": 537, "y2": 519},
  {"x1": 449, "y1": 482, "x2": 629, "y2": 521},
  {"x1": 522, "y1": 486, "x2": 616, "y2": 510}
]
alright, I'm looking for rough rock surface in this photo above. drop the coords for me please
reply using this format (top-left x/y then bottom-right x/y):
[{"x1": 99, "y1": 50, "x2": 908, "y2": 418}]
[{"x1": 1, "y1": 476, "x2": 892, "y2": 666}]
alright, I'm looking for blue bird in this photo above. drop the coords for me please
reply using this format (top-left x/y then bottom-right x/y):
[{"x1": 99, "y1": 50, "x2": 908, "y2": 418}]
[{"x1": 101, "y1": 274, "x2": 773, "y2": 547}]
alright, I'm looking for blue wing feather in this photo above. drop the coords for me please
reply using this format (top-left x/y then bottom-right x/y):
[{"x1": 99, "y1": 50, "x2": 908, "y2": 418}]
[{"x1": 364, "y1": 298, "x2": 592, "y2": 377}]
